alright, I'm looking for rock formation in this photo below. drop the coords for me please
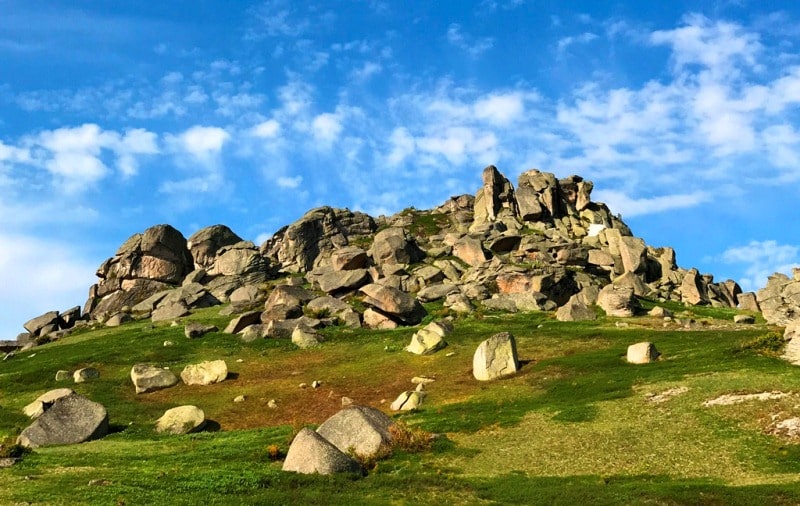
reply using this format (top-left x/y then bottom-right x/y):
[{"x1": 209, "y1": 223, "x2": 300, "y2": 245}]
[{"x1": 17, "y1": 165, "x2": 749, "y2": 344}]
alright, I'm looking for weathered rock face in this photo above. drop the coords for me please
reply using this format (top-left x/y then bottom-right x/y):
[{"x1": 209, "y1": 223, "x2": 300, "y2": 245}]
[
  {"x1": 473, "y1": 332, "x2": 520, "y2": 381},
  {"x1": 758, "y1": 273, "x2": 800, "y2": 325},
  {"x1": 263, "y1": 207, "x2": 377, "y2": 273},
  {"x1": 86, "y1": 225, "x2": 193, "y2": 319},
  {"x1": 187, "y1": 224, "x2": 243, "y2": 270},
  {"x1": 597, "y1": 284, "x2": 639, "y2": 317},
  {"x1": 282, "y1": 428, "x2": 361, "y2": 475},
  {"x1": 316, "y1": 405, "x2": 394, "y2": 458},
  {"x1": 208, "y1": 241, "x2": 271, "y2": 280},
  {"x1": 17, "y1": 393, "x2": 109, "y2": 448},
  {"x1": 369, "y1": 227, "x2": 424, "y2": 266}
]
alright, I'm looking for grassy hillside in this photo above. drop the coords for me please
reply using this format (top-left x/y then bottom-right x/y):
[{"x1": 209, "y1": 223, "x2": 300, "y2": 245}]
[{"x1": 2, "y1": 301, "x2": 800, "y2": 505}]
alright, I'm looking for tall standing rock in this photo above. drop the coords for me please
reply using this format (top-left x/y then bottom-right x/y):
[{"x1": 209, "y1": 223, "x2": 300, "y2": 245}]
[
  {"x1": 186, "y1": 224, "x2": 243, "y2": 270},
  {"x1": 473, "y1": 332, "x2": 520, "y2": 381},
  {"x1": 470, "y1": 165, "x2": 520, "y2": 232}
]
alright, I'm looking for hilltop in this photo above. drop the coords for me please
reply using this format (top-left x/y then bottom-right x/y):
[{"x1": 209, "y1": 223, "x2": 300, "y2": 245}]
[{"x1": 5, "y1": 166, "x2": 800, "y2": 505}]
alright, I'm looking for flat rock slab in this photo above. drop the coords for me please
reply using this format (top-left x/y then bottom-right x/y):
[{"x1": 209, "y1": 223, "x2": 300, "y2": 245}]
[
  {"x1": 359, "y1": 284, "x2": 427, "y2": 325},
  {"x1": 23, "y1": 388, "x2": 75, "y2": 419},
  {"x1": 184, "y1": 322, "x2": 218, "y2": 339},
  {"x1": 17, "y1": 393, "x2": 109, "y2": 448},
  {"x1": 282, "y1": 428, "x2": 361, "y2": 475}
]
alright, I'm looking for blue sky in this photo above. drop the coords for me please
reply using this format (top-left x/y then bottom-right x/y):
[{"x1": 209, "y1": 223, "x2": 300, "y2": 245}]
[{"x1": 2, "y1": 0, "x2": 800, "y2": 338}]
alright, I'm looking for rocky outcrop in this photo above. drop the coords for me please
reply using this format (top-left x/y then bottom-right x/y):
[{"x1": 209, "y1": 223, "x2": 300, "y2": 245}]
[
  {"x1": 262, "y1": 207, "x2": 377, "y2": 273},
  {"x1": 21, "y1": 165, "x2": 749, "y2": 339}
]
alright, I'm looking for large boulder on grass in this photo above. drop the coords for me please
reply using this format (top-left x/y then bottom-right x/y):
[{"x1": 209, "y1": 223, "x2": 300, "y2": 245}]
[
  {"x1": 155, "y1": 405, "x2": 207, "y2": 434},
  {"x1": 282, "y1": 428, "x2": 362, "y2": 475},
  {"x1": 473, "y1": 332, "x2": 520, "y2": 381},
  {"x1": 131, "y1": 364, "x2": 179, "y2": 394},
  {"x1": 181, "y1": 360, "x2": 228, "y2": 386},
  {"x1": 626, "y1": 342, "x2": 660, "y2": 364},
  {"x1": 17, "y1": 393, "x2": 109, "y2": 448},
  {"x1": 316, "y1": 405, "x2": 394, "y2": 458}
]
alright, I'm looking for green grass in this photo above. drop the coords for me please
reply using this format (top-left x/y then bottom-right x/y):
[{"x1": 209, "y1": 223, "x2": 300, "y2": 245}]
[{"x1": 1, "y1": 303, "x2": 800, "y2": 504}]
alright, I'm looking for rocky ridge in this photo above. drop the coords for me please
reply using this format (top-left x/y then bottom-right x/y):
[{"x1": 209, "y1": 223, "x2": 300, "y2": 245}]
[{"x1": 13, "y1": 165, "x2": 753, "y2": 346}]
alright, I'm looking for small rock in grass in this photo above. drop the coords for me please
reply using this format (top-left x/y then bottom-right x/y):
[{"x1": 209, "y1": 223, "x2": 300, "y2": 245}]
[
  {"x1": 734, "y1": 314, "x2": 755, "y2": 324},
  {"x1": 55, "y1": 370, "x2": 70, "y2": 381},
  {"x1": 73, "y1": 367, "x2": 100, "y2": 383},
  {"x1": 312, "y1": 380, "x2": 322, "y2": 388},
  {"x1": 234, "y1": 395, "x2": 246, "y2": 403},
  {"x1": 341, "y1": 396, "x2": 353, "y2": 406},
  {"x1": 268, "y1": 399, "x2": 278, "y2": 409},
  {"x1": 627, "y1": 342, "x2": 660, "y2": 364}
]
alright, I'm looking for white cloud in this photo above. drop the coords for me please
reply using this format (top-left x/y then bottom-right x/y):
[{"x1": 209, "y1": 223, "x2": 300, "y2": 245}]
[
  {"x1": 556, "y1": 32, "x2": 598, "y2": 57},
  {"x1": 252, "y1": 119, "x2": 281, "y2": 138},
  {"x1": 473, "y1": 92, "x2": 526, "y2": 126},
  {"x1": 350, "y1": 61, "x2": 382, "y2": 81},
  {"x1": 311, "y1": 112, "x2": 343, "y2": 144},
  {"x1": 446, "y1": 23, "x2": 494, "y2": 57},
  {"x1": 386, "y1": 127, "x2": 415, "y2": 166},
  {"x1": 719, "y1": 240, "x2": 800, "y2": 291},
  {"x1": 175, "y1": 125, "x2": 229, "y2": 159},
  {"x1": 593, "y1": 190, "x2": 710, "y2": 218},
  {"x1": 0, "y1": 233, "x2": 96, "y2": 339},
  {"x1": 650, "y1": 14, "x2": 761, "y2": 78},
  {"x1": 277, "y1": 175, "x2": 302, "y2": 188}
]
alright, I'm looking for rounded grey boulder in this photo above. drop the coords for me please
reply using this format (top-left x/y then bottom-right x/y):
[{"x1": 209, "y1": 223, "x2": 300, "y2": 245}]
[
  {"x1": 316, "y1": 405, "x2": 394, "y2": 458},
  {"x1": 282, "y1": 428, "x2": 361, "y2": 475},
  {"x1": 17, "y1": 393, "x2": 109, "y2": 448}
]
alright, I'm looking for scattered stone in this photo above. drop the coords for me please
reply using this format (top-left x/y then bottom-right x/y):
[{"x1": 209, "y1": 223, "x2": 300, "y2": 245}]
[
  {"x1": 411, "y1": 376, "x2": 436, "y2": 385},
  {"x1": 181, "y1": 360, "x2": 228, "y2": 386},
  {"x1": 626, "y1": 342, "x2": 660, "y2": 364},
  {"x1": 341, "y1": 397, "x2": 353, "y2": 406},
  {"x1": 645, "y1": 387, "x2": 689, "y2": 404},
  {"x1": 155, "y1": 405, "x2": 206, "y2": 434},
  {"x1": 163, "y1": 340, "x2": 174, "y2": 347},
  {"x1": 703, "y1": 391, "x2": 791, "y2": 407},
  {"x1": 733, "y1": 314, "x2": 755, "y2": 324},
  {"x1": 73, "y1": 367, "x2": 100, "y2": 383},
  {"x1": 363, "y1": 308, "x2": 398, "y2": 329},
  {"x1": 282, "y1": 428, "x2": 361, "y2": 475},
  {"x1": 648, "y1": 306, "x2": 673, "y2": 318},
  {"x1": 234, "y1": 395, "x2": 246, "y2": 403},
  {"x1": 17, "y1": 393, "x2": 109, "y2": 448},
  {"x1": 317, "y1": 405, "x2": 394, "y2": 457},
  {"x1": 312, "y1": 380, "x2": 322, "y2": 388},
  {"x1": 185, "y1": 322, "x2": 218, "y2": 338},
  {"x1": 55, "y1": 370, "x2": 70, "y2": 381},
  {"x1": 406, "y1": 320, "x2": 452, "y2": 355},
  {"x1": 131, "y1": 364, "x2": 179, "y2": 394},
  {"x1": 473, "y1": 332, "x2": 520, "y2": 381},
  {"x1": 151, "y1": 303, "x2": 191, "y2": 323},
  {"x1": 88, "y1": 479, "x2": 112, "y2": 487},
  {"x1": 268, "y1": 399, "x2": 278, "y2": 409},
  {"x1": 23, "y1": 388, "x2": 75, "y2": 418},
  {"x1": 390, "y1": 391, "x2": 424, "y2": 411}
]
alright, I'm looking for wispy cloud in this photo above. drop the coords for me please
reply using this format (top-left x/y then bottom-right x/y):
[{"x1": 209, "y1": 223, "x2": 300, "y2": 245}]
[
  {"x1": 717, "y1": 240, "x2": 800, "y2": 291},
  {"x1": 446, "y1": 23, "x2": 494, "y2": 57}
]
